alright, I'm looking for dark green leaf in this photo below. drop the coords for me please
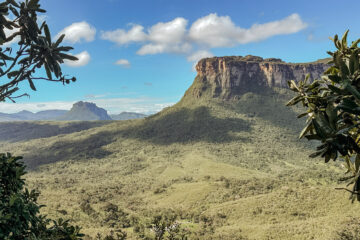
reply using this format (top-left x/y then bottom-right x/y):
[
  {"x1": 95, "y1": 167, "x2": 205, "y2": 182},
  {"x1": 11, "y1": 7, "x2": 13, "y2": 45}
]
[
  {"x1": 54, "y1": 34, "x2": 65, "y2": 47},
  {"x1": 27, "y1": 78, "x2": 36, "y2": 91},
  {"x1": 7, "y1": 70, "x2": 19, "y2": 78},
  {"x1": 44, "y1": 63, "x2": 52, "y2": 80},
  {"x1": 58, "y1": 53, "x2": 78, "y2": 61},
  {"x1": 43, "y1": 24, "x2": 51, "y2": 44}
]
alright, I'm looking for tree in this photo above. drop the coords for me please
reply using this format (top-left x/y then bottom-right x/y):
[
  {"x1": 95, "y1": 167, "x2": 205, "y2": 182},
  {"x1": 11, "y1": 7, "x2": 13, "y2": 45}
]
[
  {"x1": 287, "y1": 30, "x2": 360, "y2": 201},
  {"x1": 0, "y1": 0, "x2": 85, "y2": 239},
  {"x1": 0, "y1": 0, "x2": 78, "y2": 102},
  {"x1": 0, "y1": 153, "x2": 85, "y2": 239}
]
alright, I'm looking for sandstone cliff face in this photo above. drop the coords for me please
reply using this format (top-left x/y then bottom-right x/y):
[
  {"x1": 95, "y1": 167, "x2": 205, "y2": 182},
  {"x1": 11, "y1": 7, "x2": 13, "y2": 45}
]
[{"x1": 186, "y1": 55, "x2": 329, "y2": 99}]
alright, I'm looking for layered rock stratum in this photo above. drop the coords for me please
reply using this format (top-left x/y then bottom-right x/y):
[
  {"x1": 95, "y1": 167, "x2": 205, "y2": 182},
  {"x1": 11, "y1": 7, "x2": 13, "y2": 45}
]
[{"x1": 185, "y1": 55, "x2": 330, "y2": 99}]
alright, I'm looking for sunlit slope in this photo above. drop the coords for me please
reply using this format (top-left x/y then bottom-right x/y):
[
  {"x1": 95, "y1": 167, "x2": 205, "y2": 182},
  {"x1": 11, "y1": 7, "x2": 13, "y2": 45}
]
[{"x1": 2, "y1": 88, "x2": 359, "y2": 239}]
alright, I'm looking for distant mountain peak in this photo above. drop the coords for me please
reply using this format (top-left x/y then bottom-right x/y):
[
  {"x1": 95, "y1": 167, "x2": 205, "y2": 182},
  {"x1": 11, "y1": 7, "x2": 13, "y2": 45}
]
[{"x1": 58, "y1": 101, "x2": 111, "y2": 121}]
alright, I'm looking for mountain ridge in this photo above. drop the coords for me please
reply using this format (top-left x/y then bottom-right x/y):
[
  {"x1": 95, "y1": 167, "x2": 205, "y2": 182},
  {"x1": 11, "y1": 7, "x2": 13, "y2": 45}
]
[
  {"x1": 0, "y1": 55, "x2": 357, "y2": 239},
  {"x1": 183, "y1": 55, "x2": 329, "y2": 100},
  {"x1": 0, "y1": 104, "x2": 147, "y2": 122}
]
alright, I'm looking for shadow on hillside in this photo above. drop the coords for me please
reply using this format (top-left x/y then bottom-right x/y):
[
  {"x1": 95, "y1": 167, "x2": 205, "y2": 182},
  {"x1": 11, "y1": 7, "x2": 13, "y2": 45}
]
[
  {"x1": 119, "y1": 106, "x2": 251, "y2": 144},
  {"x1": 24, "y1": 106, "x2": 251, "y2": 169},
  {"x1": 0, "y1": 121, "x2": 111, "y2": 143},
  {"x1": 230, "y1": 89, "x2": 306, "y2": 133},
  {"x1": 25, "y1": 131, "x2": 114, "y2": 169}
]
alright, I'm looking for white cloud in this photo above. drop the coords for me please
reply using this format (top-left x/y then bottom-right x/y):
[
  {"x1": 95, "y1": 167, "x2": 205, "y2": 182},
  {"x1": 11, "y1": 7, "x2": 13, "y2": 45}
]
[
  {"x1": 101, "y1": 24, "x2": 147, "y2": 44},
  {"x1": 115, "y1": 59, "x2": 131, "y2": 68},
  {"x1": 137, "y1": 42, "x2": 191, "y2": 55},
  {"x1": 2, "y1": 17, "x2": 20, "y2": 46},
  {"x1": 56, "y1": 21, "x2": 96, "y2": 44},
  {"x1": 189, "y1": 13, "x2": 307, "y2": 47},
  {"x1": 189, "y1": 14, "x2": 242, "y2": 48},
  {"x1": 64, "y1": 51, "x2": 91, "y2": 67},
  {"x1": 137, "y1": 18, "x2": 190, "y2": 55},
  {"x1": 3, "y1": 27, "x2": 20, "y2": 46},
  {"x1": 148, "y1": 18, "x2": 188, "y2": 44},
  {"x1": 102, "y1": 18, "x2": 191, "y2": 55},
  {"x1": 241, "y1": 13, "x2": 308, "y2": 43},
  {"x1": 0, "y1": 98, "x2": 174, "y2": 115},
  {"x1": 101, "y1": 13, "x2": 307, "y2": 67}
]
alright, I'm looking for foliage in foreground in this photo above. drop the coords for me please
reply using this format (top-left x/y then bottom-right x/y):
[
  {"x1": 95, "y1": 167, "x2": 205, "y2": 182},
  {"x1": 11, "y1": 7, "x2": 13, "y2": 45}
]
[
  {"x1": 0, "y1": 1, "x2": 86, "y2": 238},
  {"x1": 0, "y1": 153, "x2": 84, "y2": 239},
  {"x1": 287, "y1": 30, "x2": 360, "y2": 201},
  {"x1": 0, "y1": 0, "x2": 77, "y2": 102}
]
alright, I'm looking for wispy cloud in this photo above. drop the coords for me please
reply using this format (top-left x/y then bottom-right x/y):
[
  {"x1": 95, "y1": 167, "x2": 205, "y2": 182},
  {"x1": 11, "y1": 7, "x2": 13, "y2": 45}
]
[
  {"x1": 189, "y1": 13, "x2": 307, "y2": 47},
  {"x1": 115, "y1": 59, "x2": 131, "y2": 68},
  {"x1": 101, "y1": 24, "x2": 147, "y2": 45},
  {"x1": 84, "y1": 94, "x2": 110, "y2": 99}
]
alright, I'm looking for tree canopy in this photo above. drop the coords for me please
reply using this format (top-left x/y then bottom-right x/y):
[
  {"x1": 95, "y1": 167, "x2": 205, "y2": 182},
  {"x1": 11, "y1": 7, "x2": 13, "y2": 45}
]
[{"x1": 287, "y1": 30, "x2": 360, "y2": 201}]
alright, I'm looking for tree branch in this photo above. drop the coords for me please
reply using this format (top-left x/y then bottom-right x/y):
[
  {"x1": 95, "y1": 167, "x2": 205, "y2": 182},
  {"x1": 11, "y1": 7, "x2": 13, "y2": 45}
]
[
  {"x1": 335, "y1": 187, "x2": 360, "y2": 195},
  {"x1": 0, "y1": 44, "x2": 26, "y2": 78}
]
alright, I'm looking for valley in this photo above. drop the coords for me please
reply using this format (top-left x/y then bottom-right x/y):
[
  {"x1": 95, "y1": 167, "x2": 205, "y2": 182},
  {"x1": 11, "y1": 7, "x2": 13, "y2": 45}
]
[{"x1": 1, "y1": 56, "x2": 358, "y2": 239}]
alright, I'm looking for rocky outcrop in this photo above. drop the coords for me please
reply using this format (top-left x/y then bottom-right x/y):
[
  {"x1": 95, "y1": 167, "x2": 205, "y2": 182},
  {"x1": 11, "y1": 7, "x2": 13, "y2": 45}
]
[
  {"x1": 58, "y1": 101, "x2": 111, "y2": 121},
  {"x1": 185, "y1": 55, "x2": 330, "y2": 99}
]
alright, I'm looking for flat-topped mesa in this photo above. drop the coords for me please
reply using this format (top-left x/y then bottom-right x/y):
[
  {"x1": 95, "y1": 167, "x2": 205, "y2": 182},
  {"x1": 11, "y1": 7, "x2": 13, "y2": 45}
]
[{"x1": 186, "y1": 55, "x2": 329, "y2": 99}]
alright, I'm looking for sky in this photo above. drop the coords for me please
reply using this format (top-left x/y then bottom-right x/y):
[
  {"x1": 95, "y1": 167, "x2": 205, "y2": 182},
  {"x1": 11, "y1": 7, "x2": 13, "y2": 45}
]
[{"x1": 2, "y1": 0, "x2": 360, "y2": 114}]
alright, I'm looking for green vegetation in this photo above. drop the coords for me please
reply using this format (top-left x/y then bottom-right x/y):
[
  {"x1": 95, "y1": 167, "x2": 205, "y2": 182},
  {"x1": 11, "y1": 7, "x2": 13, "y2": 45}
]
[
  {"x1": 1, "y1": 2, "x2": 358, "y2": 238},
  {"x1": 0, "y1": 0, "x2": 86, "y2": 239},
  {"x1": 2, "y1": 88, "x2": 359, "y2": 239},
  {"x1": 0, "y1": 153, "x2": 84, "y2": 239},
  {"x1": 287, "y1": 30, "x2": 360, "y2": 201}
]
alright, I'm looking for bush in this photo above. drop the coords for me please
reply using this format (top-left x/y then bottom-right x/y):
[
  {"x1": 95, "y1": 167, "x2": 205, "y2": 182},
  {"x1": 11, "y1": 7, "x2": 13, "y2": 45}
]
[{"x1": 0, "y1": 153, "x2": 84, "y2": 239}]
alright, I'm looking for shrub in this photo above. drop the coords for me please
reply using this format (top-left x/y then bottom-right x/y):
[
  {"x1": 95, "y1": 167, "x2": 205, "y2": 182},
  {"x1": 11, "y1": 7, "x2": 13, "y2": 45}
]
[{"x1": 0, "y1": 153, "x2": 84, "y2": 239}]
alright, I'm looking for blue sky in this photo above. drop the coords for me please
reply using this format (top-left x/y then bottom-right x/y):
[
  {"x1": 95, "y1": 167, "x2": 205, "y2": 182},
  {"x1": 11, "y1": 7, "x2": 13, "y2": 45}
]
[{"x1": 3, "y1": 0, "x2": 360, "y2": 114}]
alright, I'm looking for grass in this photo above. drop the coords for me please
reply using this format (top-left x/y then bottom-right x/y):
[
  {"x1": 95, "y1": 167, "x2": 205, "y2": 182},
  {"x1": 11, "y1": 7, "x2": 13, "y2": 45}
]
[{"x1": 1, "y1": 88, "x2": 359, "y2": 239}]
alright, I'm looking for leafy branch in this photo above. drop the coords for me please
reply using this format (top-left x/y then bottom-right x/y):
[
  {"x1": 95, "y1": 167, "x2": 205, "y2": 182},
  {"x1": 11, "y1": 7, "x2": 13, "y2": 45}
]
[
  {"x1": 287, "y1": 30, "x2": 360, "y2": 202},
  {"x1": 0, "y1": 0, "x2": 78, "y2": 102}
]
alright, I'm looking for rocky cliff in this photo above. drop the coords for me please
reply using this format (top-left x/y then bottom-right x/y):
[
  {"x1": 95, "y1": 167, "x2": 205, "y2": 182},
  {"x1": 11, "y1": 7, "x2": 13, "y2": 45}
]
[{"x1": 184, "y1": 55, "x2": 330, "y2": 100}]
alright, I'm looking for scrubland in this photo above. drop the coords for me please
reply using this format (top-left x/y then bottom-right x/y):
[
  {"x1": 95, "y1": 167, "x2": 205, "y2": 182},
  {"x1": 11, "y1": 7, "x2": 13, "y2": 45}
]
[{"x1": 1, "y1": 88, "x2": 359, "y2": 239}]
